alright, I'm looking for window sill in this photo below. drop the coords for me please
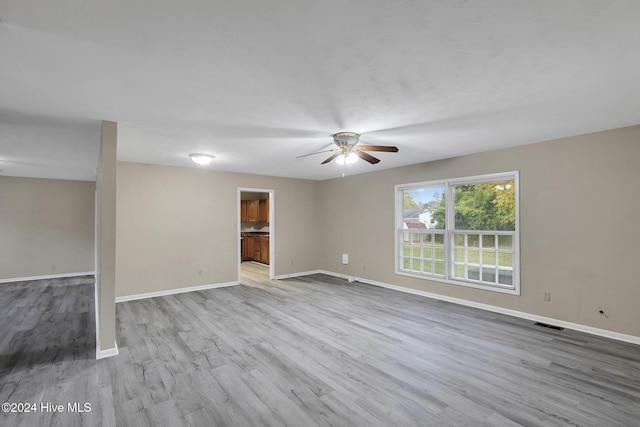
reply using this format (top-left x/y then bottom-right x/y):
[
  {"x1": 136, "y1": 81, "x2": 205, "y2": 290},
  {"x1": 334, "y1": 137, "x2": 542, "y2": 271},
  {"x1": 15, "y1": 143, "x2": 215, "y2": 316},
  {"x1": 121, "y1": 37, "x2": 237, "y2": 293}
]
[{"x1": 395, "y1": 270, "x2": 520, "y2": 295}]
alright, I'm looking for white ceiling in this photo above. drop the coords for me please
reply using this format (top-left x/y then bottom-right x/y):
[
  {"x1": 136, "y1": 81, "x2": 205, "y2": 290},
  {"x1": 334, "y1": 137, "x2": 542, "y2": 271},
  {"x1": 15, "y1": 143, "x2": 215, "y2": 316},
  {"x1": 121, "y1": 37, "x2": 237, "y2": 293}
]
[{"x1": 1, "y1": 1, "x2": 640, "y2": 181}]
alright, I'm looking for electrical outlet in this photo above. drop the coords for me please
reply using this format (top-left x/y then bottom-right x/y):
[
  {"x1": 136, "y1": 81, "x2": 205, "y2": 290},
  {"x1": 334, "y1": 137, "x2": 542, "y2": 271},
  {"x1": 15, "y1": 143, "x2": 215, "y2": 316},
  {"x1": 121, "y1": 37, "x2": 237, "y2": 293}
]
[
  {"x1": 342, "y1": 254, "x2": 349, "y2": 264},
  {"x1": 543, "y1": 292, "x2": 551, "y2": 302}
]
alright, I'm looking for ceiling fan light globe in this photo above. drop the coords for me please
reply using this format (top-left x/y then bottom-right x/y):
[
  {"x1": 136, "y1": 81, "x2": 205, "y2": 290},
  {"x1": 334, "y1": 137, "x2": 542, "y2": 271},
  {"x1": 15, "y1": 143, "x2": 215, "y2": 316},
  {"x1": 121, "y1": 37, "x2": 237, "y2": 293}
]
[{"x1": 336, "y1": 152, "x2": 358, "y2": 165}]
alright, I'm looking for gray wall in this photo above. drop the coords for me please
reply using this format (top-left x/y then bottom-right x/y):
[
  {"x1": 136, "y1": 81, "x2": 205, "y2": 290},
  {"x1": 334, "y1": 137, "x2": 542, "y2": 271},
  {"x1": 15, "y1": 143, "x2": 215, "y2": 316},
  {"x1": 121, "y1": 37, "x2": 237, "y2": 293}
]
[
  {"x1": 115, "y1": 162, "x2": 321, "y2": 297},
  {"x1": 5, "y1": 124, "x2": 639, "y2": 341},
  {"x1": 319, "y1": 125, "x2": 640, "y2": 337},
  {"x1": 0, "y1": 176, "x2": 95, "y2": 280}
]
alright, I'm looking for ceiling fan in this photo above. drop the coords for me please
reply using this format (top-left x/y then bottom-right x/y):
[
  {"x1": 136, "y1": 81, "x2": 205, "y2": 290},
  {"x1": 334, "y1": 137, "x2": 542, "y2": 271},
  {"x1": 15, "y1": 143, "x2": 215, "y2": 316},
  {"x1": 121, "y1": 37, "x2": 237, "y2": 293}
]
[{"x1": 297, "y1": 132, "x2": 399, "y2": 165}]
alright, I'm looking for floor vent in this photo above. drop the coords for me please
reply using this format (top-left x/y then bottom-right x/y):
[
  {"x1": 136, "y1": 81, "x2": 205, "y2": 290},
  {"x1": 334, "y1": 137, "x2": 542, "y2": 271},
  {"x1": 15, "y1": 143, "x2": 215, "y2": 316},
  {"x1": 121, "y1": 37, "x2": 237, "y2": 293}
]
[{"x1": 534, "y1": 322, "x2": 564, "y2": 331}]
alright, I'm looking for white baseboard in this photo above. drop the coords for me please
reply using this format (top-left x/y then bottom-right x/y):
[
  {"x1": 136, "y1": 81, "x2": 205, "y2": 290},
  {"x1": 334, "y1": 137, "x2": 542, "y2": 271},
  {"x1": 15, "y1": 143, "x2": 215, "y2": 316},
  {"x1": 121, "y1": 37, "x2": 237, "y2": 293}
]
[
  {"x1": 0, "y1": 271, "x2": 96, "y2": 284},
  {"x1": 96, "y1": 342, "x2": 119, "y2": 360},
  {"x1": 115, "y1": 281, "x2": 238, "y2": 303},
  {"x1": 314, "y1": 270, "x2": 640, "y2": 346},
  {"x1": 274, "y1": 270, "x2": 322, "y2": 280}
]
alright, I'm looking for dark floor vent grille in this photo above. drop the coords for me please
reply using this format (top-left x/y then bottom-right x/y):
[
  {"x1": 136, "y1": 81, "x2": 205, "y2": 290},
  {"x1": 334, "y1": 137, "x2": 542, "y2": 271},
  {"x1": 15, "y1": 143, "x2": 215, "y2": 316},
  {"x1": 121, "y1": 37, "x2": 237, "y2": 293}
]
[{"x1": 534, "y1": 322, "x2": 564, "y2": 331}]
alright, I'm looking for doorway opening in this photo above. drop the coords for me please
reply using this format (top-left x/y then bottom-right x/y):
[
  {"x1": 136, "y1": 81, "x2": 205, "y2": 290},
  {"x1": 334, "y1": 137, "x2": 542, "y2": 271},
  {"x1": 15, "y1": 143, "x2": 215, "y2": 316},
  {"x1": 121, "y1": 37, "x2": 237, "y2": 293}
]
[{"x1": 238, "y1": 188, "x2": 274, "y2": 285}]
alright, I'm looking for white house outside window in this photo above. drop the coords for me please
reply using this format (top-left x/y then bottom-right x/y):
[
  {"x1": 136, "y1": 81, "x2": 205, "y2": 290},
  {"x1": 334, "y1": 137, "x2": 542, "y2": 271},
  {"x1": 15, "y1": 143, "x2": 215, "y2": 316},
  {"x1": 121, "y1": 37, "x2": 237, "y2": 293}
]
[{"x1": 396, "y1": 171, "x2": 520, "y2": 295}]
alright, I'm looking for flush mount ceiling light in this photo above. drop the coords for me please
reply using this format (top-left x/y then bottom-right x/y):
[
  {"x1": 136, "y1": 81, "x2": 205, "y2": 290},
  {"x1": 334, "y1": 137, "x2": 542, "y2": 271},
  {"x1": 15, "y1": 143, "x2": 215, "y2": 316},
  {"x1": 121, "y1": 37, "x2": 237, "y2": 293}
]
[{"x1": 189, "y1": 153, "x2": 215, "y2": 165}]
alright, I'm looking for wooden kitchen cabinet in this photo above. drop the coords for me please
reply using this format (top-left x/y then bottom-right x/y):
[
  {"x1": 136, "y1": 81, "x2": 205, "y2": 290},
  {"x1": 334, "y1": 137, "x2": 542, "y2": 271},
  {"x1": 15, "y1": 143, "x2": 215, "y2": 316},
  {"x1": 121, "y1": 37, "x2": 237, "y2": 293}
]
[
  {"x1": 241, "y1": 198, "x2": 269, "y2": 223},
  {"x1": 246, "y1": 200, "x2": 259, "y2": 222},
  {"x1": 242, "y1": 235, "x2": 270, "y2": 265},
  {"x1": 259, "y1": 198, "x2": 269, "y2": 223},
  {"x1": 260, "y1": 236, "x2": 269, "y2": 264},
  {"x1": 253, "y1": 237, "x2": 261, "y2": 260},
  {"x1": 240, "y1": 200, "x2": 248, "y2": 222},
  {"x1": 243, "y1": 236, "x2": 254, "y2": 261}
]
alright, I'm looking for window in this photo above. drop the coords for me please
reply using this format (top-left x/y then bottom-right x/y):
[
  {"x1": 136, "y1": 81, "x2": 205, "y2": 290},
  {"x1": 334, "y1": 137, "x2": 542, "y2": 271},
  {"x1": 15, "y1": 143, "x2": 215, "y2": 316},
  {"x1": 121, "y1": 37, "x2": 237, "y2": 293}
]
[{"x1": 396, "y1": 172, "x2": 519, "y2": 294}]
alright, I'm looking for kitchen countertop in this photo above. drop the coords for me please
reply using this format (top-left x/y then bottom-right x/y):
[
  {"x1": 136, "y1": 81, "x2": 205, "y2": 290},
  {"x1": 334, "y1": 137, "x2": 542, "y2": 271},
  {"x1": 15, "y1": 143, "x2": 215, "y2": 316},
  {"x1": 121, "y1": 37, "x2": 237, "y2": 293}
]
[{"x1": 241, "y1": 232, "x2": 270, "y2": 237}]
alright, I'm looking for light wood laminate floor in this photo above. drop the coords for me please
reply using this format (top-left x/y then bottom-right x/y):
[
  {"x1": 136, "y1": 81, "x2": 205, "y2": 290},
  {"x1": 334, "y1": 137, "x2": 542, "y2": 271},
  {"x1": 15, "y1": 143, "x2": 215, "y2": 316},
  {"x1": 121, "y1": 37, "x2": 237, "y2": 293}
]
[{"x1": 1, "y1": 265, "x2": 639, "y2": 426}]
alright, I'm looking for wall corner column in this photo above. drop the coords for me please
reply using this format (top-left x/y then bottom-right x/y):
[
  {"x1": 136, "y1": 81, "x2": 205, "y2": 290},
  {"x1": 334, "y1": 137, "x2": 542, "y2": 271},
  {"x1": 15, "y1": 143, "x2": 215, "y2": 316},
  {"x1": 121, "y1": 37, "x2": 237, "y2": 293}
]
[{"x1": 95, "y1": 121, "x2": 118, "y2": 359}]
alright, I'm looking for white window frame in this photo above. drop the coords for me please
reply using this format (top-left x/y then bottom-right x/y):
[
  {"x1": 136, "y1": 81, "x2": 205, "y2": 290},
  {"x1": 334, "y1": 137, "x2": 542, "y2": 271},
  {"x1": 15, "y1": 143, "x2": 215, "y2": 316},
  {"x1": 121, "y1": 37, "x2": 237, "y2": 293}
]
[{"x1": 395, "y1": 171, "x2": 520, "y2": 295}]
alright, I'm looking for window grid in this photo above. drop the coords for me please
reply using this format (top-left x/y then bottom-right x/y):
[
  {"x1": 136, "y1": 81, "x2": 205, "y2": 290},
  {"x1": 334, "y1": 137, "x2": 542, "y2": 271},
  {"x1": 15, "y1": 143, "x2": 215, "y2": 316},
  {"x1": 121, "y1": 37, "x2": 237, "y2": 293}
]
[
  {"x1": 451, "y1": 230, "x2": 514, "y2": 287},
  {"x1": 400, "y1": 230, "x2": 445, "y2": 277}
]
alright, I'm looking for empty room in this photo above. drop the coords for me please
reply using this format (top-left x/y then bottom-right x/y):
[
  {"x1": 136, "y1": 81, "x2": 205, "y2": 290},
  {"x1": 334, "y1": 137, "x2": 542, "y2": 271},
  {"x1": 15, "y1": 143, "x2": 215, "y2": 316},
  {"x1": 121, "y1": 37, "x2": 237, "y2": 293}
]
[{"x1": 1, "y1": 1, "x2": 639, "y2": 426}]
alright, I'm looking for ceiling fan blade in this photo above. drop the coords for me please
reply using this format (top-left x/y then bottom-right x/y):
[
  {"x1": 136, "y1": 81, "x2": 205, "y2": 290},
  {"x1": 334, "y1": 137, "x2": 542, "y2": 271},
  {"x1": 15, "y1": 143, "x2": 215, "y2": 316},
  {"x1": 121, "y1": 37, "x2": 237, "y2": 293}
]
[
  {"x1": 356, "y1": 151, "x2": 380, "y2": 164},
  {"x1": 321, "y1": 152, "x2": 341, "y2": 164},
  {"x1": 296, "y1": 149, "x2": 337, "y2": 159},
  {"x1": 357, "y1": 145, "x2": 399, "y2": 152}
]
